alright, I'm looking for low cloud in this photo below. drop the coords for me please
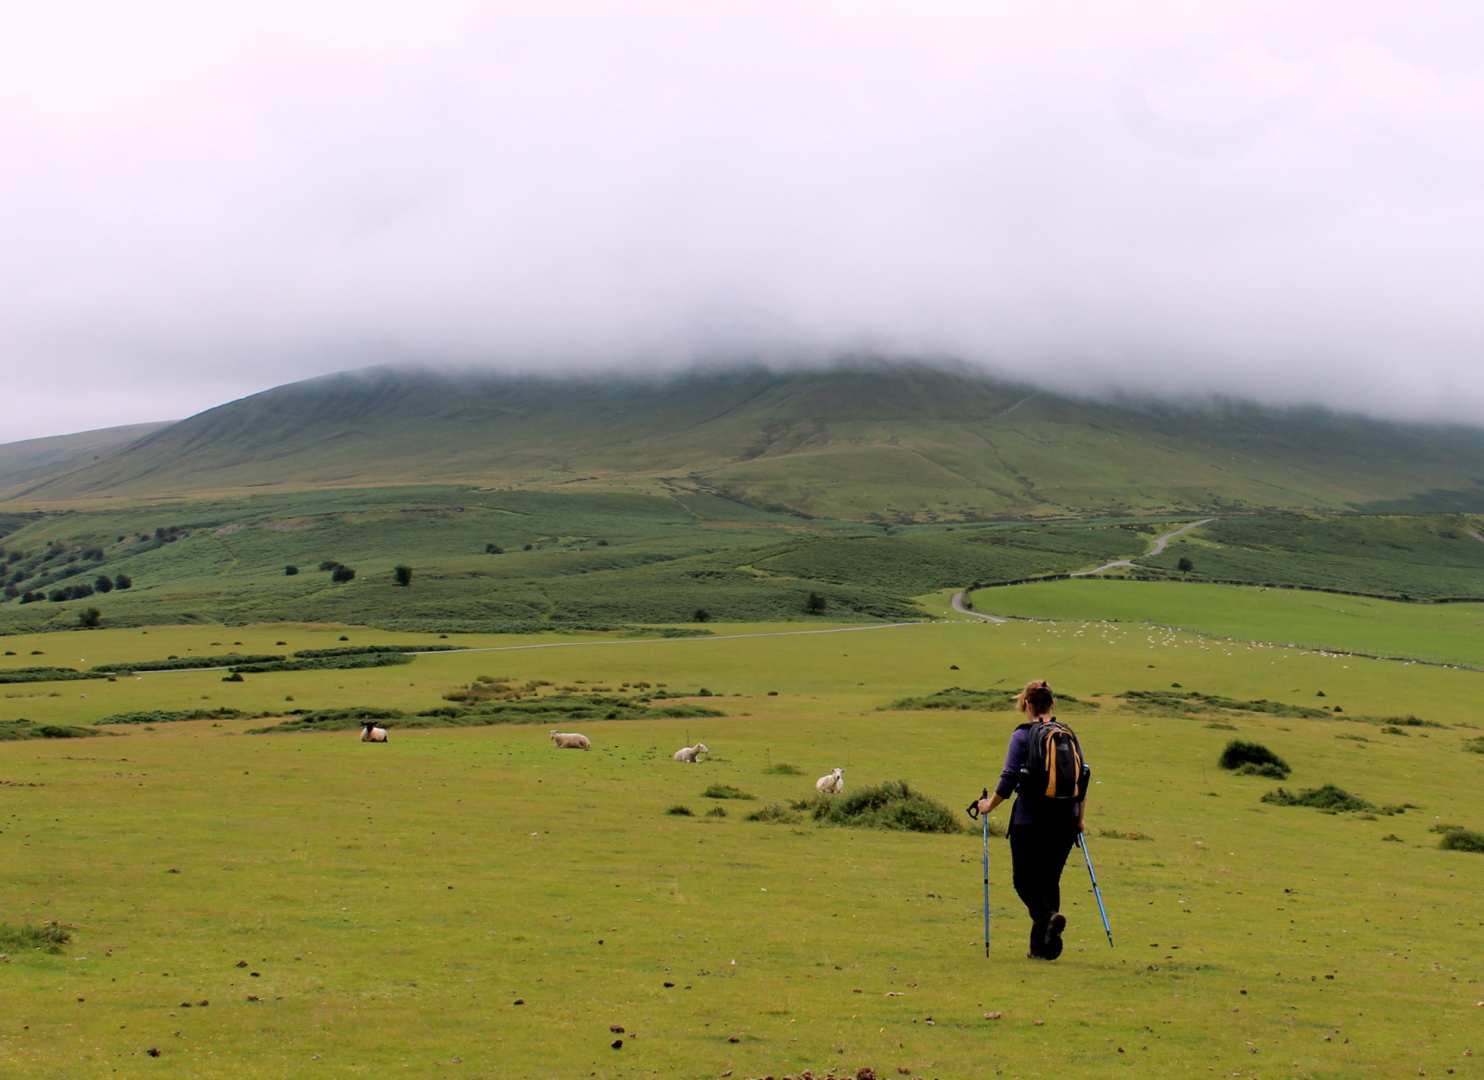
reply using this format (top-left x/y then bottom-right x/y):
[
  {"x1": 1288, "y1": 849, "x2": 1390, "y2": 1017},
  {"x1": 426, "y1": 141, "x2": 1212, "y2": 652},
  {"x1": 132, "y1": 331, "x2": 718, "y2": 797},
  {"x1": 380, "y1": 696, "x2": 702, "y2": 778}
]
[{"x1": 4, "y1": 1, "x2": 1484, "y2": 440}]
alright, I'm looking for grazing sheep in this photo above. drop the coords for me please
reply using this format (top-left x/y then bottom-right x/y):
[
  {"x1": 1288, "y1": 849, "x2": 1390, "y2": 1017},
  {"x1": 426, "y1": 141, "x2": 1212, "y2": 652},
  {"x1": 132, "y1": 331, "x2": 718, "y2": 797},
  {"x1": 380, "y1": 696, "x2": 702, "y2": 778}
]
[
  {"x1": 360, "y1": 722, "x2": 388, "y2": 743},
  {"x1": 672, "y1": 742, "x2": 710, "y2": 763},
  {"x1": 816, "y1": 767, "x2": 844, "y2": 795},
  {"x1": 550, "y1": 730, "x2": 592, "y2": 750}
]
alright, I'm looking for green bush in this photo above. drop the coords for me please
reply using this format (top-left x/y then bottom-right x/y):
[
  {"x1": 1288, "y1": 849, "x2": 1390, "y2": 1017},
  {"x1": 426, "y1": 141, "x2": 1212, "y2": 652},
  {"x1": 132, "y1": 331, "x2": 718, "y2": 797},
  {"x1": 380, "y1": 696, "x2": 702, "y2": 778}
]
[
  {"x1": 1439, "y1": 829, "x2": 1484, "y2": 853},
  {"x1": 1261, "y1": 785, "x2": 1373, "y2": 813},
  {"x1": 1219, "y1": 740, "x2": 1291, "y2": 779},
  {"x1": 665, "y1": 805, "x2": 693, "y2": 816},
  {"x1": 811, "y1": 780, "x2": 964, "y2": 834}
]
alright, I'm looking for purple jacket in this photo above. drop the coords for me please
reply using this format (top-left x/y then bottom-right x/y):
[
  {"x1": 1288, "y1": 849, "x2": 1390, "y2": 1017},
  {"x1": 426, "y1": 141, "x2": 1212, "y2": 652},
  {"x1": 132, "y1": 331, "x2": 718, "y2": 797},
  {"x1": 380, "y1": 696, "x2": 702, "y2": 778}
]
[{"x1": 994, "y1": 720, "x2": 1086, "y2": 829}]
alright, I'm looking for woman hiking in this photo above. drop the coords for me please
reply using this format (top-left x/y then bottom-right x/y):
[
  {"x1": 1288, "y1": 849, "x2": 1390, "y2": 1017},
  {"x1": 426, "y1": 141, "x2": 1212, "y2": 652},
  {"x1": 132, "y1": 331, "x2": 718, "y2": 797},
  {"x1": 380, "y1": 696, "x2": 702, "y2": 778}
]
[{"x1": 976, "y1": 680, "x2": 1090, "y2": 960}]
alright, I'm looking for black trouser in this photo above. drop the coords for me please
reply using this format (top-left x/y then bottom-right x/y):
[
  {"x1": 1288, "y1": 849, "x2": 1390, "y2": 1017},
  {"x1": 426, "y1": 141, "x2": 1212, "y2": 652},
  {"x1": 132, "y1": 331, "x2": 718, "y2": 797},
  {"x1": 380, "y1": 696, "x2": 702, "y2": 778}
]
[{"x1": 1009, "y1": 820, "x2": 1078, "y2": 958}]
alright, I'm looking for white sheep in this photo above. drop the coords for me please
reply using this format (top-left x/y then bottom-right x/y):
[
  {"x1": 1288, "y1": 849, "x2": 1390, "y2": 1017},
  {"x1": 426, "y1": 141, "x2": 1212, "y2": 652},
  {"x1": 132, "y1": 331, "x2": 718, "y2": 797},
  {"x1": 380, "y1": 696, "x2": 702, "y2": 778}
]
[
  {"x1": 360, "y1": 722, "x2": 388, "y2": 743},
  {"x1": 816, "y1": 767, "x2": 844, "y2": 795},
  {"x1": 550, "y1": 730, "x2": 592, "y2": 750},
  {"x1": 672, "y1": 742, "x2": 709, "y2": 763}
]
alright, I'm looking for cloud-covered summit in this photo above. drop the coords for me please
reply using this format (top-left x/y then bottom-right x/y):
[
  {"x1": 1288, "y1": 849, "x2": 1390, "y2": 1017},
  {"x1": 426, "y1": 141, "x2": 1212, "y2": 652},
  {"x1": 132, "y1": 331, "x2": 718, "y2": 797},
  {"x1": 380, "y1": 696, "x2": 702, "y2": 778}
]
[{"x1": 3, "y1": 1, "x2": 1484, "y2": 440}]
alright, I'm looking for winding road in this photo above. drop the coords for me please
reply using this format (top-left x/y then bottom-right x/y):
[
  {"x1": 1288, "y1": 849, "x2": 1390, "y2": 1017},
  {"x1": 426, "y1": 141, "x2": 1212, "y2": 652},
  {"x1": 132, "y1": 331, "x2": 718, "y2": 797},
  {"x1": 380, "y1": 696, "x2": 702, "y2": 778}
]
[{"x1": 952, "y1": 518, "x2": 1214, "y2": 624}]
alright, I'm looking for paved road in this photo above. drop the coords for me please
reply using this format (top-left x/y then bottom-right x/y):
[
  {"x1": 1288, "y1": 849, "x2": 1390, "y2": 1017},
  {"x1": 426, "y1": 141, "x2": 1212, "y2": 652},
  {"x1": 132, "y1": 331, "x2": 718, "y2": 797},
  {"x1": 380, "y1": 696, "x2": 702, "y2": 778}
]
[
  {"x1": 1072, "y1": 518, "x2": 1214, "y2": 577},
  {"x1": 950, "y1": 590, "x2": 1008, "y2": 624}
]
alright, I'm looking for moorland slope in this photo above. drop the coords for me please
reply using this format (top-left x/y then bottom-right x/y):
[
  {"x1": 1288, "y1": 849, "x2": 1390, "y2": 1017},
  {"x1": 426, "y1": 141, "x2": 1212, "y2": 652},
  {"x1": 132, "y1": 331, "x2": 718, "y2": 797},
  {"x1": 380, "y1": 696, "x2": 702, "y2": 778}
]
[{"x1": 12, "y1": 363, "x2": 1484, "y2": 518}]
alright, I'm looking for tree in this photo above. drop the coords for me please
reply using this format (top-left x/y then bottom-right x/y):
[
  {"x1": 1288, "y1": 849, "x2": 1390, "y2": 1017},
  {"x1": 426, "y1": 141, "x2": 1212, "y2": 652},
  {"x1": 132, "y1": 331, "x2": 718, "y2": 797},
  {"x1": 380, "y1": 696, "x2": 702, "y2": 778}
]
[
  {"x1": 94, "y1": 575, "x2": 114, "y2": 593},
  {"x1": 331, "y1": 565, "x2": 356, "y2": 584},
  {"x1": 805, "y1": 591, "x2": 828, "y2": 614},
  {"x1": 284, "y1": 564, "x2": 299, "y2": 576},
  {"x1": 393, "y1": 565, "x2": 413, "y2": 587},
  {"x1": 693, "y1": 608, "x2": 711, "y2": 623},
  {"x1": 77, "y1": 607, "x2": 102, "y2": 628},
  {"x1": 1177, "y1": 557, "x2": 1195, "y2": 574},
  {"x1": 484, "y1": 543, "x2": 504, "y2": 555},
  {"x1": 114, "y1": 574, "x2": 132, "y2": 590},
  {"x1": 3, "y1": 584, "x2": 18, "y2": 600}
]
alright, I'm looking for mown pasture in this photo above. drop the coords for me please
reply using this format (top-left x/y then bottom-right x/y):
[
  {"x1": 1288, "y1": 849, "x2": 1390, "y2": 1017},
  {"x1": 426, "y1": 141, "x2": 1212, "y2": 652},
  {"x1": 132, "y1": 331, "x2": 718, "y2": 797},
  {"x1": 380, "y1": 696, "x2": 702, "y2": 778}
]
[{"x1": 2, "y1": 611, "x2": 1481, "y2": 1078}]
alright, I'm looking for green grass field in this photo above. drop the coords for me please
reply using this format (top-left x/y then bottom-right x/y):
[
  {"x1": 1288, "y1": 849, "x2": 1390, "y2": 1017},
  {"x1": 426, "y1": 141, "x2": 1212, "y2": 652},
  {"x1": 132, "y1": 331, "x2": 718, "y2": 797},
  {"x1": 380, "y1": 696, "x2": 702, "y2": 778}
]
[
  {"x1": 3, "y1": 612, "x2": 1482, "y2": 1078},
  {"x1": 965, "y1": 579, "x2": 1484, "y2": 669}
]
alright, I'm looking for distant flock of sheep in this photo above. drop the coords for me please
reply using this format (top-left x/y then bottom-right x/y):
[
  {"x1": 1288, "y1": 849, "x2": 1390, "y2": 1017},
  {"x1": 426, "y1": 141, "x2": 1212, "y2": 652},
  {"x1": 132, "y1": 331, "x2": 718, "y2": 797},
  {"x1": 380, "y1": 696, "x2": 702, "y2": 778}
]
[{"x1": 358, "y1": 722, "x2": 843, "y2": 795}]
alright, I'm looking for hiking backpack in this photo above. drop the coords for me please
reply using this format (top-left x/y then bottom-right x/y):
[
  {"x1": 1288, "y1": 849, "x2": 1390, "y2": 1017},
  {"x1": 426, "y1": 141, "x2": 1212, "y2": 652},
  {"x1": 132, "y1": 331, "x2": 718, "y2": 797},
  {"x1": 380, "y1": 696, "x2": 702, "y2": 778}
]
[{"x1": 1019, "y1": 719, "x2": 1091, "y2": 802}]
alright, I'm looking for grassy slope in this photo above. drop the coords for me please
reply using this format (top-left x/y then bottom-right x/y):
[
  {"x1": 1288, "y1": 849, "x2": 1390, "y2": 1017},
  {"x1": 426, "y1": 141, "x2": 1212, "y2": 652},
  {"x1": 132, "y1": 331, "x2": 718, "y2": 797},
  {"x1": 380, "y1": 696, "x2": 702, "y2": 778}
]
[
  {"x1": 14, "y1": 365, "x2": 1484, "y2": 519},
  {"x1": 0, "y1": 487, "x2": 1158, "y2": 634},
  {"x1": 969, "y1": 579, "x2": 1484, "y2": 667},
  {"x1": 1145, "y1": 513, "x2": 1484, "y2": 599},
  {"x1": 0, "y1": 422, "x2": 171, "y2": 496},
  {"x1": 1, "y1": 617, "x2": 1481, "y2": 1077}
]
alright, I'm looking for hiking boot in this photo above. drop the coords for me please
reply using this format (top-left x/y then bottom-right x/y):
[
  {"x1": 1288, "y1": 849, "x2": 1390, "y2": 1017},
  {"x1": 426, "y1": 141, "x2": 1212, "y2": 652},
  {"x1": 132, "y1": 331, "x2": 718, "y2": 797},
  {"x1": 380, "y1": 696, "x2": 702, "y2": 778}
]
[{"x1": 1044, "y1": 913, "x2": 1067, "y2": 958}]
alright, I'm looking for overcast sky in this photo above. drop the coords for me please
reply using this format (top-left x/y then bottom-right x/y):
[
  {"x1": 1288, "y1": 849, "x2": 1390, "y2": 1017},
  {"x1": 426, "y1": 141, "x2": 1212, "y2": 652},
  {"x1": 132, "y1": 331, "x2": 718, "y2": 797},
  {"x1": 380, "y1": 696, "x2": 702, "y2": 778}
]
[{"x1": 4, "y1": 1, "x2": 1484, "y2": 442}]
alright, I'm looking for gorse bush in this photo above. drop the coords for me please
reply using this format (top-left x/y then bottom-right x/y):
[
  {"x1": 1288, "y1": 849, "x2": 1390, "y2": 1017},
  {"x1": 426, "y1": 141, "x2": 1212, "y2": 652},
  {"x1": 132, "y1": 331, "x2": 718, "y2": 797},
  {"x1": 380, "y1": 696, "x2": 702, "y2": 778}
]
[
  {"x1": 1219, "y1": 740, "x2": 1291, "y2": 779},
  {"x1": 1262, "y1": 785, "x2": 1376, "y2": 813}
]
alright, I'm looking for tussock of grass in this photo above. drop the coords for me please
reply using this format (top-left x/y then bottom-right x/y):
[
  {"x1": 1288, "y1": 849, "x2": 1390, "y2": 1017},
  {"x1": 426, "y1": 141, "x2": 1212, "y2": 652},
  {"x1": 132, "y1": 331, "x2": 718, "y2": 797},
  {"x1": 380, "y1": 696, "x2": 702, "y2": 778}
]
[
  {"x1": 96, "y1": 707, "x2": 249, "y2": 726},
  {"x1": 810, "y1": 781, "x2": 964, "y2": 834},
  {"x1": 1438, "y1": 829, "x2": 1484, "y2": 853},
  {"x1": 883, "y1": 687, "x2": 1097, "y2": 711},
  {"x1": 706, "y1": 805, "x2": 727, "y2": 818},
  {"x1": 1465, "y1": 737, "x2": 1484, "y2": 754},
  {"x1": 1218, "y1": 740, "x2": 1291, "y2": 779},
  {"x1": 0, "y1": 921, "x2": 71, "y2": 953},
  {"x1": 1260, "y1": 785, "x2": 1406, "y2": 814},
  {"x1": 763, "y1": 763, "x2": 803, "y2": 775},
  {"x1": 702, "y1": 784, "x2": 755, "y2": 800},
  {"x1": 1096, "y1": 828, "x2": 1153, "y2": 841},
  {"x1": 665, "y1": 805, "x2": 693, "y2": 816},
  {"x1": 745, "y1": 803, "x2": 804, "y2": 824},
  {"x1": 0, "y1": 719, "x2": 105, "y2": 741}
]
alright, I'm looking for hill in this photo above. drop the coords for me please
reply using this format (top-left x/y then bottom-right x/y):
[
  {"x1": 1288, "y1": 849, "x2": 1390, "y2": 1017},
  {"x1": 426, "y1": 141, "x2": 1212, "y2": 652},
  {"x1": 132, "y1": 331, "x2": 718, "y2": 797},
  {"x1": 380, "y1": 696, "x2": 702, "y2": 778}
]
[
  {"x1": 9, "y1": 363, "x2": 1484, "y2": 519},
  {"x1": 0, "y1": 421, "x2": 171, "y2": 496}
]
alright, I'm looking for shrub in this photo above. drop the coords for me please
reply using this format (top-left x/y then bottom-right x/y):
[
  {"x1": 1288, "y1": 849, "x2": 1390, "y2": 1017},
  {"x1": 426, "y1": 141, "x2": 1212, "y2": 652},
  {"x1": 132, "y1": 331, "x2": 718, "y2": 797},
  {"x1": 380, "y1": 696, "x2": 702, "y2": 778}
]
[
  {"x1": 1465, "y1": 737, "x2": 1484, "y2": 754},
  {"x1": 1439, "y1": 829, "x2": 1484, "y2": 853},
  {"x1": 804, "y1": 591, "x2": 828, "y2": 614},
  {"x1": 222, "y1": 672, "x2": 245, "y2": 682},
  {"x1": 76, "y1": 607, "x2": 102, "y2": 629},
  {"x1": 1218, "y1": 740, "x2": 1290, "y2": 778},
  {"x1": 811, "y1": 780, "x2": 964, "y2": 834},
  {"x1": 693, "y1": 608, "x2": 711, "y2": 623},
  {"x1": 665, "y1": 805, "x2": 693, "y2": 816},
  {"x1": 113, "y1": 574, "x2": 131, "y2": 590},
  {"x1": 1261, "y1": 785, "x2": 1374, "y2": 813},
  {"x1": 331, "y1": 565, "x2": 356, "y2": 583},
  {"x1": 94, "y1": 575, "x2": 113, "y2": 593},
  {"x1": 485, "y1": 543, "x2": 504, "y2": 554},
  {"x1": 763, "y1": 763, "x2": 802, "y2": 775},
  {"x1": 702, "y1": 784, "x2": 756, "y2": 800},
  {"x1": 394, "y1": 565, "x2": 413, "y2": 587},
  {"x1": 706, "y1": 805, "x2": 727, "y2": 818},
  {"x1": 284, "y1": 565, "x2": 299, "y2": 576},
  {"x1": 1177, "y1": 556, "x2": 1194, "y2": 573}
]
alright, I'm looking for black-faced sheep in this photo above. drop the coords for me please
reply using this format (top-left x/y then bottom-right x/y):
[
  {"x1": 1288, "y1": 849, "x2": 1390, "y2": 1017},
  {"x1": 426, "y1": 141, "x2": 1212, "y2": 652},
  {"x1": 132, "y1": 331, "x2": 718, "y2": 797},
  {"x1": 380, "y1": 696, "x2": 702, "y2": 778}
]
[{"x1": 360, "y1": 722, "x2": 388, "y2": 743}]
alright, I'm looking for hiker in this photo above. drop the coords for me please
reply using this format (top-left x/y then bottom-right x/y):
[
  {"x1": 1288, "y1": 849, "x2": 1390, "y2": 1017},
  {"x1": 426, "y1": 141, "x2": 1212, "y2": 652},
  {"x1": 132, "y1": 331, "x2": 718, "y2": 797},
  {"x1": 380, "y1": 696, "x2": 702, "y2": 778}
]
[{"x1": 976, "y1": 679, "x2": 1090, "y2": 960}]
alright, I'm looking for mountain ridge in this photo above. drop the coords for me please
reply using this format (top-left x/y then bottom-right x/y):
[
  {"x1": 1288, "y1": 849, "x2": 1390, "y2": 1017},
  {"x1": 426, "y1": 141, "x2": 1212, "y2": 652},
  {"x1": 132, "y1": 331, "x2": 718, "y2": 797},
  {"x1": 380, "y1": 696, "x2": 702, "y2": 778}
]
[{"x1": 9, "y1": 362, "x2": 1484, "y2": 519}]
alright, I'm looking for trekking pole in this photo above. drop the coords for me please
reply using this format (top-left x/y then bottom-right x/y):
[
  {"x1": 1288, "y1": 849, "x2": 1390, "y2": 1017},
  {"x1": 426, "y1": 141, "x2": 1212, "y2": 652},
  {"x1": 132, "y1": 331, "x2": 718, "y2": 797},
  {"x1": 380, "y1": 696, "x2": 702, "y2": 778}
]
[
  {"x1": 1077, "y1": 831, "x2": 1114, "y2": 947},
  {"x1": 966, "y1": 788, "x2": 990, "y2": 957}
]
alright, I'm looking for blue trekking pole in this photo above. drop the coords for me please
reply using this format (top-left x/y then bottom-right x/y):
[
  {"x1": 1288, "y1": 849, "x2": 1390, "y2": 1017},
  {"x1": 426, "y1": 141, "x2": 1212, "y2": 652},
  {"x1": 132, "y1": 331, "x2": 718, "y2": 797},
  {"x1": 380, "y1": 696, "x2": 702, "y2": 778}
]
[
  {"x1": 1078, "y1": 831, "x2": 1114, "y2": 947},
  {"x1": 966, "y1": 788, "x2": 990, "y2": 956}
]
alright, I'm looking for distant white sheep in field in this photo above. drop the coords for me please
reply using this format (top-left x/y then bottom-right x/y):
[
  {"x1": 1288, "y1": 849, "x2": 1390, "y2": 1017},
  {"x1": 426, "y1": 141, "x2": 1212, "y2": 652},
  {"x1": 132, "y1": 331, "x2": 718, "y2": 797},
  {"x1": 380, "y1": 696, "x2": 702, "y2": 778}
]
[
  {"x1": 360, "y1": 722, "x2": 388, "y2": 743},
  {"x1": 550, "y1": 730, "x2": 591, "y2": 750},
  {"x1": 816, "y1": 767, "x2": 844, "y2": 795},
  {"x1": 673, "y1": 742, "x2": 709, "y2": 763}
]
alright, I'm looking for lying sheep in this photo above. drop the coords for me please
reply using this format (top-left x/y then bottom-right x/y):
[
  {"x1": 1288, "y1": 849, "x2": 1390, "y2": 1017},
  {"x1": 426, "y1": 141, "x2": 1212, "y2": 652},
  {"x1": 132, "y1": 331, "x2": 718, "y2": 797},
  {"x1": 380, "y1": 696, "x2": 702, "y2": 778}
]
[
  {"x1": 672, "y1": 742, "x2": 709, "y2": 763},
  {"x1": 550, "y1": 730, "x2": 592, "y2": 750},
  {"x1": 816, "y1": 767, "x2": 844, "y2": 795},
  {"x1": 360, "y1": 722, "x2": 388, "y2": 743}
]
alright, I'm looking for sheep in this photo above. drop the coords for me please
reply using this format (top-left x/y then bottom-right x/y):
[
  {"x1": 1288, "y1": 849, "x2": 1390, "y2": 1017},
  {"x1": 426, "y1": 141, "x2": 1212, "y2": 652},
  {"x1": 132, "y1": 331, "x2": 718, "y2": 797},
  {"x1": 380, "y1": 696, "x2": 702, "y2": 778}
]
[
  {"x1": 816, "y1": 767, "x2": 844, "y2": 795},
  {"x1": 550, "y1": 730, "x2": 592, "y2": 750},
  {"x1": 672, "y1": 742, "x2": 709, "y2": 763},
  {"x1": 360, "y1": 722, "x2": 388, "y2": 743}
]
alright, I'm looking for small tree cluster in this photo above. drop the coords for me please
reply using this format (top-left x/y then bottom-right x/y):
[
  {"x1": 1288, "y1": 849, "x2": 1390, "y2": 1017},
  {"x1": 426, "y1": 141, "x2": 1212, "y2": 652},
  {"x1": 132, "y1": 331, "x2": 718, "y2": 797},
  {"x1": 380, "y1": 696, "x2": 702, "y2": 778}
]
[
  {"x1": 393, "y1": 565, "x2": 413, "y2": 587},
  {"x1": 331, "y1": 565, "x2": 356, "y2": 584}
]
